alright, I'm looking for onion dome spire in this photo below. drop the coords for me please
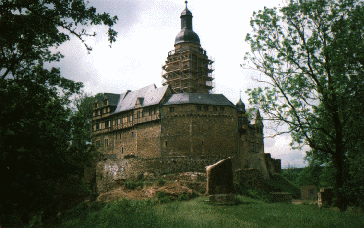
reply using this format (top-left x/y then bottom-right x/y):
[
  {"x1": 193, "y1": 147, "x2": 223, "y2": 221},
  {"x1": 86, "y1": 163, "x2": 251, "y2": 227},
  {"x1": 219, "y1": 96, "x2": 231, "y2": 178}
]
[{"x1": 174, "y1": 1, "x2": 200, "y2": 46}]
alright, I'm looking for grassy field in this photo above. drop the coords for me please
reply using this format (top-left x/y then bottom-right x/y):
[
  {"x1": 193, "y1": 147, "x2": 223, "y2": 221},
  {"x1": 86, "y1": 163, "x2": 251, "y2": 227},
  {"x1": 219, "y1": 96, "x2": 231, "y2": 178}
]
[{"x1": 58, "y1": 196, "x2": 363, "y2": 228}]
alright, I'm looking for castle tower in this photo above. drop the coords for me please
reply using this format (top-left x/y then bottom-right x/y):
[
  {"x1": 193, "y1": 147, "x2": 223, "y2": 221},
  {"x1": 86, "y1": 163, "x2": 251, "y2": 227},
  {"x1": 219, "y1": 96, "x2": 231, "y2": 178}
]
[{"x1": 162, "y1": 1, "x2": 214, "y2": 94}]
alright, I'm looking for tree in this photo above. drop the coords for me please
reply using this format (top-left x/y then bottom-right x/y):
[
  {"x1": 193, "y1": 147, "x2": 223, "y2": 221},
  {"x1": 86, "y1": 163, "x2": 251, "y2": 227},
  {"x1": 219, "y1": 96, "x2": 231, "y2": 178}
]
[
  {"x1": 281, "y1": 164, "x2": 300, "y2": 186},
  {"x1": 296, "y1": 164, "x2": 322, "y2": 187},
  {"x1": 0, "y1": 1, "x2": 117, "y2": 226},
  {"x1": 0, "y1": 0, "x2": 118, "y2": 80},
  {"x1": 243, "y1": 0, "x2": 364, "y2": 211}
]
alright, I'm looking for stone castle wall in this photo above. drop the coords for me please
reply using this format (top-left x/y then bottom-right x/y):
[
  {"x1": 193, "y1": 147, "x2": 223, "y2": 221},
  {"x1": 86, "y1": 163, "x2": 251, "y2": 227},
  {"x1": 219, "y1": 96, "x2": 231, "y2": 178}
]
[
  {"x1": 94, "y1": 103, "x2": 242, "y2": 168},
  {"x1": 160, "y1": 104, "x2": 238, "y2": 161},
  {"x1": 96, "y1": 156, "x2": 228, "y2": 192},
  {"x1": 93, "y1": 121, "x2": 162, "y2": 159}
]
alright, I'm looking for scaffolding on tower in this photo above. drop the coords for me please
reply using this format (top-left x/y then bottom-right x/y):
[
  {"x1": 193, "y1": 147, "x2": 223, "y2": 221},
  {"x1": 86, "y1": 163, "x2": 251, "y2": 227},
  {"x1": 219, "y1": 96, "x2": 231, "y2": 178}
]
[{"x1": 162, "y1": 46, "x2": 215, "y2": 94}]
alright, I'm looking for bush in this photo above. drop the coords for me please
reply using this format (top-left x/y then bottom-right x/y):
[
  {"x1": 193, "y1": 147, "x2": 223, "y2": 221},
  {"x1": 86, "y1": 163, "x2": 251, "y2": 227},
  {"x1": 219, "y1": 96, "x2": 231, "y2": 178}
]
[
  {"x1": 90, "y1": 191, "x2": 99, "y2": 201},
  {"x1": 178, "y1": 194, "x2": 190, "y2": 201},
  {"x1": 157, "y1": 191, "x2": 170, "y2": 203},
  {"x1": 124, "y1": 181, "x2": 144, "y2": 190},
  {"x1": 62, "y1": 202, "x2": 89, "y2": 220},
  {"x1": 157, "y1": 179, "x2": 166, "y2": 186}
]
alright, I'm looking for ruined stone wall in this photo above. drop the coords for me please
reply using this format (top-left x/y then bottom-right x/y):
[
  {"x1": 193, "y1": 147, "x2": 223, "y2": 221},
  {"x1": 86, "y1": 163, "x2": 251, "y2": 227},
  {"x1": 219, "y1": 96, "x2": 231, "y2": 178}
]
[
  {"x1": 96, "y1": 156, "x2": 227, "y2": 192},
  {"x1": 301, "y1": 185, "x2": 318, "y2": 200},
  {"x1": 160, "y1": 104, "x2": 238, "y2": 166},
  {"x1": 235, "y1": 168, "x2": 265, "y2": 189},
  {"x1": 245, "y1": 153, "x2": 271, "y2": 179}
]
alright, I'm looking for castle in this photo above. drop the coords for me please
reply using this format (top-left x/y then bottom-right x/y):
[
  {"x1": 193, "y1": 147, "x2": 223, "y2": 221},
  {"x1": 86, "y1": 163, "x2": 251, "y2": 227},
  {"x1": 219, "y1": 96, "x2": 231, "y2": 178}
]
[{"x1": 91, "y1": 2, "x2": 281, "y2": 191}]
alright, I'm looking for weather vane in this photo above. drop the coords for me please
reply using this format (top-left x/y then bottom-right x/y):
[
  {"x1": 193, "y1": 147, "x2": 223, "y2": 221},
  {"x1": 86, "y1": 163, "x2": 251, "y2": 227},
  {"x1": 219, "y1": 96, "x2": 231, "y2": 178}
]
[{"x1": 185, "y1": 1, "x2": 188, "y2": 8}]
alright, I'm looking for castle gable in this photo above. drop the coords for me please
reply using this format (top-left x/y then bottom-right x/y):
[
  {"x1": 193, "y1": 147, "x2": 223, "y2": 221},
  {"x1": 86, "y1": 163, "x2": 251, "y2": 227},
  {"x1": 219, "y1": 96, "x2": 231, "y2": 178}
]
[
  {"x1": 113, "y1": 84, "x2": 170, "y2": 113},
  {"x1": 105, "y1": 93, "x2": 121, "y2": 106},
  {"x1": 163, "y1": 93, "x2": 235, "y2": 107},
  {"x1": 248, "y1": 108, "x2": 262, "y2": 125}
]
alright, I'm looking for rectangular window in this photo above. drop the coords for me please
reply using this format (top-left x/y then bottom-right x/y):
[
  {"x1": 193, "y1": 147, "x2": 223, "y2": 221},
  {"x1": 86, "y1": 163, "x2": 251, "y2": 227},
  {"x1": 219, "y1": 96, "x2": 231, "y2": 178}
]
[
  {"x1": 137, "y1": 111, "x2": 140, "y2": 118},
  {"x1": 197, "y1": 105, "x2": 202, "y2": 111},
  {"x1": 251, "y1": 142, "x2": 254, "y2": 152},
  {"x1": 213, "y1": 106, "x2": 217, "y2": 111},
  {"x1": 128, "y1": 116, "x2": 132, "y2": 122},
  {"x1": 255, "y1": 143, "x2": 258, "y2": 152},
  {"x1": 142, "y1": 110, "x2": 146, "y2": 117},
  {"x1": 204, "y1": 106, "x2": 209, "y2": 111},
  {"x1": 96, "y1": 123, "x2": 100, "y2": 130},
  {"x1": 114, "y1": 119, "x2": 118, "y2": 126},
  {"x1": 120, "y1": 118, "x2": 123, "y2": 124},
  {"x1": 169, "y1": 107, "x2": 174, "y2": 112},
  {"x1": 149, "y1": 108, "x2": 153, "y2": 116},
  {"x1": 105, "y1": 121, "x2": 110, "y2": 128},
  {"x1": 104, "y1": 139, "x2": 109, "y2": 147},
  {"x1": 220, "y1": 107, "x2": 225, "y2": 111},
  {"x1": 132, "y1": 132, "x2": 134, "y2": 138}
]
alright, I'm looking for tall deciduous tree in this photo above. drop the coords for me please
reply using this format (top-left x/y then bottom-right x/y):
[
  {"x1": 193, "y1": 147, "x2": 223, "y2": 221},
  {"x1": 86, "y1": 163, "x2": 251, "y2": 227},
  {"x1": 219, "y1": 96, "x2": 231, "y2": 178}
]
[
  {"x1": 0, "y1": 0, "x2": 117, "y2": 226},
  {"x1": 243, "y1": 0, "x2": 364, "y2": 211}
]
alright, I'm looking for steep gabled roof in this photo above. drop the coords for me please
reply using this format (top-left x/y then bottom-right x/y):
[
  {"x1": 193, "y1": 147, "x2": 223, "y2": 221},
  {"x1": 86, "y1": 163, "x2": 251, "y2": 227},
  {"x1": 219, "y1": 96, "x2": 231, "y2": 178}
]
[
  {"x1": 113, "y1": 84, "x2": 170, "y2": 113},
  {"x1": 163, "y1": 93, "x2": 235, "y2": 107},
  {"x1": 248, "y1": 108, "x2": 262, "y2": 125},
  {"x1": 95, "y1": 93, "x2": 120, "y2": 106},
  {"x1": 104, "y1": 93, "x2": 121, "y2": 106}
]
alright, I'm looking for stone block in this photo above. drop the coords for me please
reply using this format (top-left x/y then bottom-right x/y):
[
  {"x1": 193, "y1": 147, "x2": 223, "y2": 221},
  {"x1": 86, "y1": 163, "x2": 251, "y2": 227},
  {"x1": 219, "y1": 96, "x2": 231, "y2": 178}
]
[
  {"x1": 206, "y1": 158, "x2": 234, "y2": 196},
  {"x1": 318, "y1": 188, "x2": 334, "y2": 207}
]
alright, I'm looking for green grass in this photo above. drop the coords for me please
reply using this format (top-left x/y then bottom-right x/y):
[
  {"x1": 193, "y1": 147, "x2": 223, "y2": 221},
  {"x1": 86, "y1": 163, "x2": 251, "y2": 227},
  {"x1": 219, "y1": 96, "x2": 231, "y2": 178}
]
[{"x1": 58, "y1": 196, "x2": 363, "y2": 228}]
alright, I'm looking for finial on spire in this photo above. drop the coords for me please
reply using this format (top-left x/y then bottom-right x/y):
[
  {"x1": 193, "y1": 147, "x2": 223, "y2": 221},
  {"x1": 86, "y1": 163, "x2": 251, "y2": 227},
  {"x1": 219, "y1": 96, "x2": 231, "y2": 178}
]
[
  {"x1": 185, "y1": 1, "x2": 188, "y2": 8},
  {"x1": 239, "y1": 89, "x2": 242, "y2": 99}
]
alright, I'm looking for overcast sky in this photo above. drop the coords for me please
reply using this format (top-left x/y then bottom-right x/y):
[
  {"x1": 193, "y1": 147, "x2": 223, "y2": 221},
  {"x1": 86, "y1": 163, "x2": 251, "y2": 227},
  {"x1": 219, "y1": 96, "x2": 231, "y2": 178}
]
[{"x1": 54, "y1": 0, "x2": 309, "y2": 168}]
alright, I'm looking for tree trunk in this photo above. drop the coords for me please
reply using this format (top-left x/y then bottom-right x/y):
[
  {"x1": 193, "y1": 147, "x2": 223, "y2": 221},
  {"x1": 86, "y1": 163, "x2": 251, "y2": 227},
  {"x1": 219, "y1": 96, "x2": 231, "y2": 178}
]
[{"x1": 332, "y1": 150, "x2": 347, "y2": 211}]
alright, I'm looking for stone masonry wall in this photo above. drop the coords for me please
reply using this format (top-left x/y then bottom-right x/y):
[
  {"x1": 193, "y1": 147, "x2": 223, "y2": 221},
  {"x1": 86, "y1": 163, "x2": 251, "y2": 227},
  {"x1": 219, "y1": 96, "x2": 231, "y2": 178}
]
[
  {"x1": 160, "y1": 104, "x2": 239, "y2": 168},
  {"x1": 96, "y1": 156, "x2": 227, "y2": 192},
  {"x1": 92, "y1": 122, "x2": 161, "y2": 159}
]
